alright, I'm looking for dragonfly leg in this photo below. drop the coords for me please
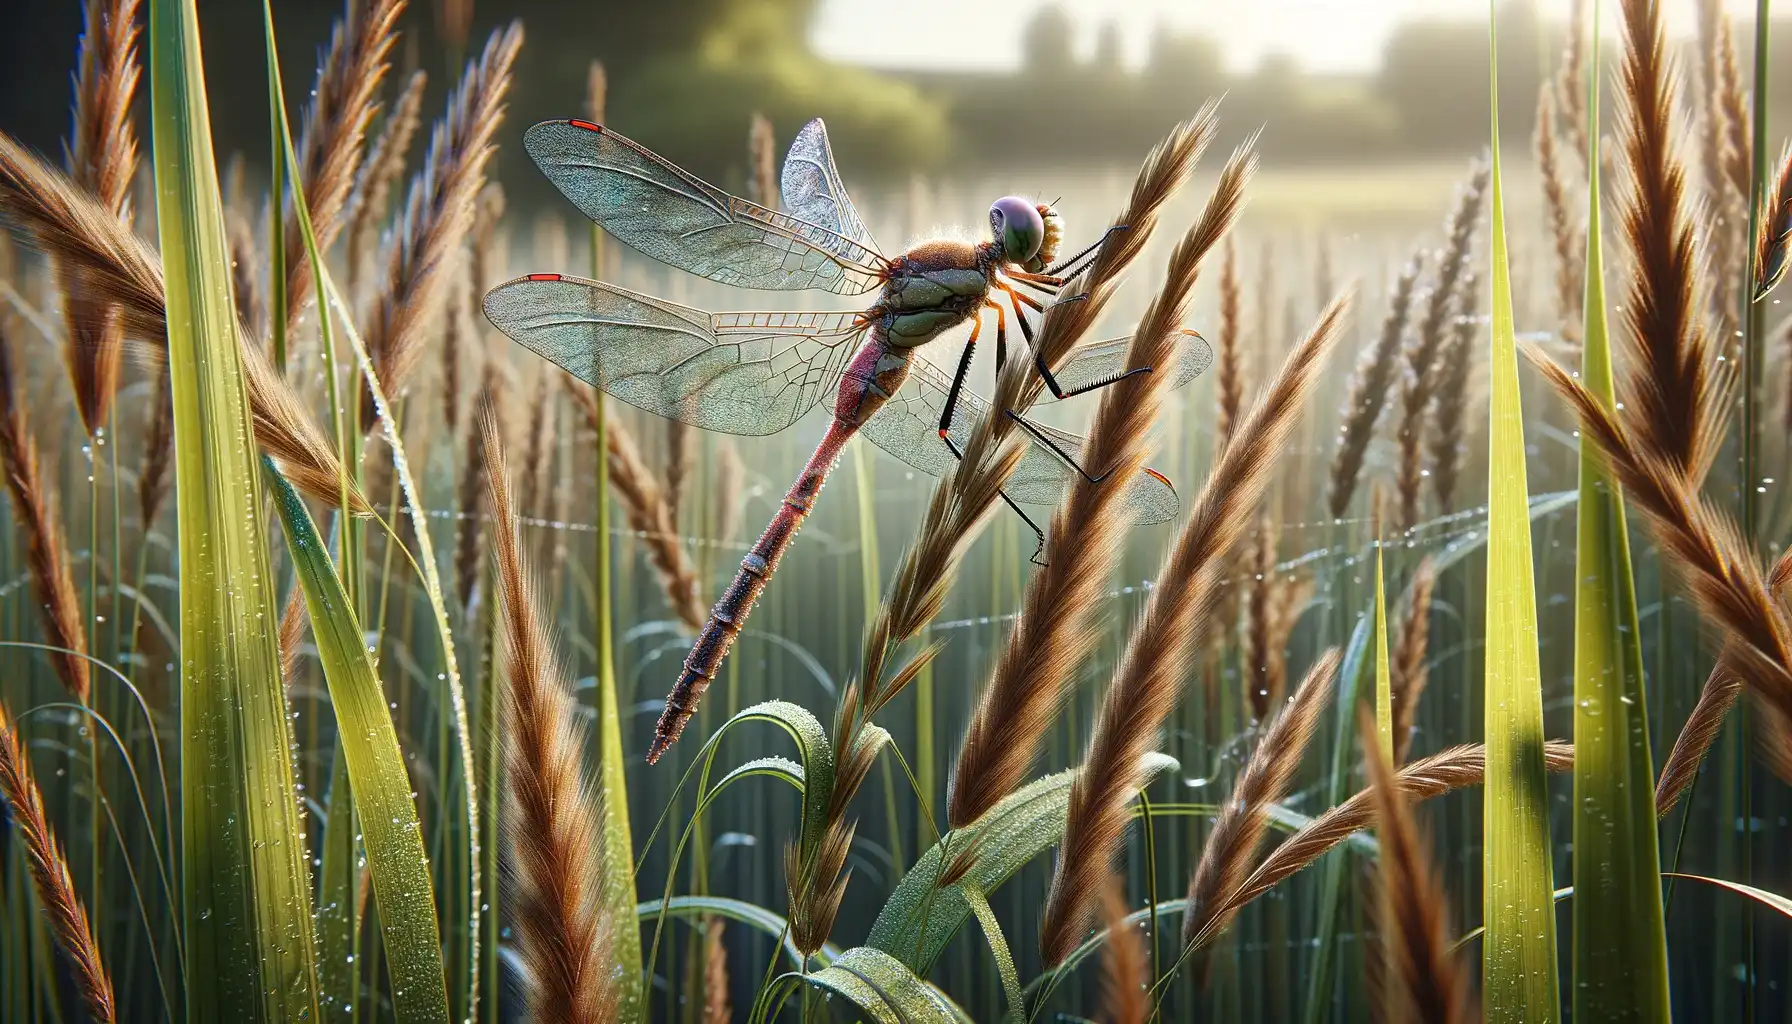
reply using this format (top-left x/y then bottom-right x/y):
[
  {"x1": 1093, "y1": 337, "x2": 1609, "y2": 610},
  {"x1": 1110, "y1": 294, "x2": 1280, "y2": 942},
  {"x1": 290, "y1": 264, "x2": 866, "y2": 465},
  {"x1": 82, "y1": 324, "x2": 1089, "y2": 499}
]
[
  {"x1": 1046, "y1": 223, "x2": 1130, "y2": 278},
  {"x1": 939, "y1": 430, "x2": 1048, "y2": 565},
  {"x1": 937, "y1": 315, "x2": 982, "y2": 436},
  {"x1": 1003, "y1": 408, "x2": 1116, "y2": 486},
  {"x1": 987, "y1": 299, "x2": 1008, "y2": 375}
]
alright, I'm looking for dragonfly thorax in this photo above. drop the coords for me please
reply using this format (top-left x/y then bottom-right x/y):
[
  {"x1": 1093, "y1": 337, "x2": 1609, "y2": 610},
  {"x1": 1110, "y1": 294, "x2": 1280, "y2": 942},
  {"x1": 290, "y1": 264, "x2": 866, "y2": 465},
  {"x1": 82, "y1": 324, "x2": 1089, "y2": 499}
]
[{"x1": 876, "y1": 239, "x2": 1000, "y2": 349}]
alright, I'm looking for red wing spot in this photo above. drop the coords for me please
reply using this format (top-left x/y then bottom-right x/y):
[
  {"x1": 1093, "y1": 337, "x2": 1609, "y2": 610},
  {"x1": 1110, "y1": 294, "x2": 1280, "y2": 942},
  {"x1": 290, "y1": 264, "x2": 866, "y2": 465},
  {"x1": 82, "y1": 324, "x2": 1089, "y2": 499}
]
[
  {"x1": 1143, "y1": 467, "x2": 1172, "y2": 487},
  {"x1": 527, "y1": 273, "x2": 562, "y2": 282},
  {"x1": 938, "y1": 429, "x2": 949, "y2": 439},
  {"x1": 567, "y1": 119, "x2": 603, "y2": 133}
]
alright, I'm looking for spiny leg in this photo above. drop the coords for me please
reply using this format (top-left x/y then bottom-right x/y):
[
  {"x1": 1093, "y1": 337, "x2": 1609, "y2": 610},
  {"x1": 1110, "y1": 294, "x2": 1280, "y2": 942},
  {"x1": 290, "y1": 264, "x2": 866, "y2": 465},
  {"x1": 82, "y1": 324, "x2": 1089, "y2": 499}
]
[
  {"x1": 997, "y1": 283, "x2": 1154, "y2": 403},
  {"x1": 938, "y1": 313, "x2": 982, "y2": 436},
  {"x1": 987, "y1": 298, "x2": 1008, "y2": 375},
  {"x1": 1045, "y1": 223, "x2": 1129, "y2": 278},
  {"x1": 1004, "y1": 408, "x2": 1113, "y2": 486},
  {"x1": 938, "y1": 430, "x2": 1048, "y2": 565}
]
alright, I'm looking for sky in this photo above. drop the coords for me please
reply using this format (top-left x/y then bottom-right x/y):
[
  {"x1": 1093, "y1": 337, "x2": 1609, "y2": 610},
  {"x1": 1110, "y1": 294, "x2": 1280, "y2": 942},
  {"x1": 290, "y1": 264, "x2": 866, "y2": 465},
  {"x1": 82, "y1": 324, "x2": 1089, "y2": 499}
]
[{"x1": 810, "y1": 0, "x2": 1761, "y2": 75}]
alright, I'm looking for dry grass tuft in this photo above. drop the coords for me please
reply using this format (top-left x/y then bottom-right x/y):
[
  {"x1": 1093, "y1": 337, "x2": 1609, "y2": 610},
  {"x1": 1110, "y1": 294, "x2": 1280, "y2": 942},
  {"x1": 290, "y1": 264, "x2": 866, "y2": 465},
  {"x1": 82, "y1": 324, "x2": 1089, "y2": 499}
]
[
  {"x1": 1399, "y1": 161, "x2": 1489, "y2": 528},
  {"x1": 1536, "y1": 84, "x2": 1584, "y2": 344},
  {"x1": 455, "y1": 365, "x2": 496, "y2": 614},
  {"x1": 1182, "y1": 649, "x2": 1340, "y2": 956},
  {"x1": 748, "y1": 113, "x2": 778, "y2": 209},
  {"x1": 0, "y1": 322, "x2": 90, "y2": 701},
  {"x1": 665, "y1": 418, "x2": 692, "y2": 532},
  {"x1": 62, "y1": 0, "x2": 140, "y2": 437},
  {"x1": 566, "y1": 381, "x2": 706, "y2": 631},
  {"x1": 1529, "y1": 347, "x2": 1792, "y2": 761},
  {"x1": 1041, "y1": 293, "x2": 1351, "y2": 965},
  {"x1": 1614, "y1": 0, "x2": 1723, "y2": 481},
  {"x1": 1329, "y1": 262, "x2": 1416, "y2": 519},
  {"x1": 1185, "y1": 740, "x2": 1575, "y2": 954},
  {"x1": 137, "y1": 357, "x2": 173, "y2": 529},
  {"x1": 0, "y1": 132, "x2": 369, "y2": 512},
  {"x1": 1244, "y1": 515, "x2": 1309, "y2": 722},
  {"x1": 1358, "y1": 710, "x2": 1475, "y2": 1024},
  {"x1": 0, "y1": 699, "x2": 115, "y2": 1023},
  {"x1": 1099, "y1": 873, "x2": 1148, "y2": 1024},
  {"x1": 364, "y1": 22, "x2": 522, "y2": 427},
  {"x1": 284, "y1": 0, "x2": 403, "y2": 337},
  {"x1": 1427, "y1": 274, "x2": 1479, "y2": 511},
  {"x1": 1656, "y1": 663, "x2": 1740, "y2": 815},
  {"x1": 1215, "y1": 235, "x2": 1246, "y2": 452},
  {"x1": 485, "y1": 410, "x2": 619, "y2": 1024},
  {"x1": 345, "y1": 68, "x2": 427, "y2": 288},
  {"x1": 702, "y1": 918, "x2": 731, "y2": 1024},
  {"x1": 1391, "y1": 556, "x2": 1438, "y2": 764},
  {"x1": 947, "y1": 113, "x2": 1231, "y2": 831}
]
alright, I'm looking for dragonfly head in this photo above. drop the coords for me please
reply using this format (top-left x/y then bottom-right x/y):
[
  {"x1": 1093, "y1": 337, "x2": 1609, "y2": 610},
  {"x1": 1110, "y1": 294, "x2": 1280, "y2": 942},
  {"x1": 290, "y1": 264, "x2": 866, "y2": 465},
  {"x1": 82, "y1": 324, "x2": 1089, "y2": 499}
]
[{"x1": 989, "y1": 196, "x2": 1045, "y2": 266}]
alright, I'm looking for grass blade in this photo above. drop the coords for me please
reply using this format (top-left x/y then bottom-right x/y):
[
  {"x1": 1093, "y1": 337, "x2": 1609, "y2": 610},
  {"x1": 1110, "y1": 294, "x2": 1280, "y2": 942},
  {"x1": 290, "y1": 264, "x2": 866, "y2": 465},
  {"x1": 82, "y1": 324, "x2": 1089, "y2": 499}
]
[
  {"x1": 1570, "y1": 6, "x2": 1671, "y2": 1015},
  {"x1": 1374, "y1": 543, "x2": 1392, "y2": 764},
  {"x1": 1483, "y1": 7, "x2": 1560, "y2": 1019},
  {"x1": 147, "y1": 0, "x2": 319, "y2": 1014},
  {"x1": 266, "y1": 458, "x2": 449, "y2": 1023}
]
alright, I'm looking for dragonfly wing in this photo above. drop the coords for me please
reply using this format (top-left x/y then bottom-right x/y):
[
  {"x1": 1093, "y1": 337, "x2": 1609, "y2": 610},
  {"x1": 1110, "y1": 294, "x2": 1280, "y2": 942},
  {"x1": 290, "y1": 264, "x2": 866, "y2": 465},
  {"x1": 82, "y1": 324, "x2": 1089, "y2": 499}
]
[
  {"x1": 861, "y1": 355, "x2": 1181, "y2": 525},
  {"x1": 780, "y1": 119, "x2": 878, "y2": 254},
  {"x1": 483, "y1": 273, "x2": 864, "y2": 436},
  {"x1": 1039, "y1": 329, "x2": 1213, "y2": 401},
  {"x1": 525, "y1": 120, "x2": 886, "y2": 295}
]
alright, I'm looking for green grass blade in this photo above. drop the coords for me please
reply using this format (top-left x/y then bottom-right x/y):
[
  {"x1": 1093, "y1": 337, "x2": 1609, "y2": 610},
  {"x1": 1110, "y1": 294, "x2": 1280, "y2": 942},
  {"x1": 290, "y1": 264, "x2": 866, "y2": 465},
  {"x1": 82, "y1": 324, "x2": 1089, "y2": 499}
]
[
  {"x1": 1374, "y1": 543, "x2": 1392, "y2": 764},
  {"x1": 147, "y1": 0, "x2": 320, "y2": 1015},
  {"x1": 1569, "y1": 8, "x2": 1671, "y2": 1015},
  {"x1": 1482, "y1": 7, "x2": 1559, "y2": 1019},
  {"x1": 266, "y1": 459, "x2": 449, "y2": 1023}
]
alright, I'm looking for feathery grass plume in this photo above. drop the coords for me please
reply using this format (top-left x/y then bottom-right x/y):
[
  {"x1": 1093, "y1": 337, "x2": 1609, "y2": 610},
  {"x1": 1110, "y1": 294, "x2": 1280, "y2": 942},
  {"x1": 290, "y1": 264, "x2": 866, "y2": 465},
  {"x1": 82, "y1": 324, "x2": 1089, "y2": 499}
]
[
  {"x1": 1042, "y1": 294, "x2": 1350, "y2": 965},
  {"x1": 1553, "y1": 0, "x2": 1590, "y2": 172},
  {"x1": 946, "y1": 113, "x2": 1228, "y2": 831},
  {"x1": 1215, "y1": 235, "x2": 1245, "y2": 452},
  {"x1": 436, "y1": 0, "x2": 473, "y2": 56},
  {"x1": 665, "y1": 419, "x2": 692, "y2": 532},
  {"x1": 1655, "y1": 549, "x2": 1792, "y2": 812},
  {"x1": 748, "y1": 113, "x2": 778, "y2": 209},
  {"x1": 1712, "y1": 8, "x2": 1752, "y2": 206},
  {"x1": 520, "y1": 367, "x2": 557, "y2": 516},
  {"x1": 1428, "y1": 275, "x2": 1479, "y2": 511},
  {"x1": 445, "y1": 183, "x2": 504, "y2": 443},
  {"x1": 61, "y1": 0, "x2": 140, "y2": 437},
  {"x1": 1099, "y1": 874, "x2": 1148, "y2": 1024},
  {"x1": 566, "y1": 380, "x2": 706, "y2": 631},
  {"x1": 363, "y1": 22, "x2": 522, "y2": 428},
  {"x1": 484, "y1": 410, "x2": 620, "y2": 1024},
  {"x1": 283, "y1": 0, "x2": 403, "y2": 338},
  {"x1": 1527, "y1": 350, "x2": 1792, "y2": 755},
  {"x1": 702, "y1": 918, "x2": 731, "y2": 1024},
  {"x1": 1535, "y1": 86, "x2": 1584, "y2": 342},
  {"x1": 1655, "y1": 664, "x2": 1740, "y2": 815},
  {"x1": 455, "y1": 364, "x2": 496, "y2": 614},
  {"x1": 278, "y1": 579, "x2": 308, "y2": 687},
  {"x1": 0, "y1": 699, "x2": 115, "y2": 1024},
  {"x1": 1243, "y1": 515, "x2": 1307, "y2": 723},
  {"x1": 137, "y1": 356, "x2": 173, "y2": 528},
  {"x1": 1328, "y1": 261, "x2": 1416, "y2": 519},
  {"x1": 1182, "y1": 648, "x2": 1340, "y2": 955},
  {"x1": 345, "y1": 68, "x2": 426, "y2": 287},
  {"x1": 1399, "y1": 162, "x2": 1490, "y2": 527},
  {"x1": 0, "y1": 322, "x2": 90, "y2": 701},
  {"x1": 1357, "y1": 710, "x2": 1475, "y2": 1024},
  {"x1": 1614, "y1": 0, "x2": 1721, "y2": 481},
  {"x1": 1391, "y1": 556, "x2": 1438, "y2": 765},
  {"x1": 1185, "y1": 740, "x2": 1576, "y2": 953},
  {"x1": 0, "y1": 132, "x2": 370, "y2": 512},
  {"x1": 1752, "y1": 141, "x2": 1792, "y2": 302}
]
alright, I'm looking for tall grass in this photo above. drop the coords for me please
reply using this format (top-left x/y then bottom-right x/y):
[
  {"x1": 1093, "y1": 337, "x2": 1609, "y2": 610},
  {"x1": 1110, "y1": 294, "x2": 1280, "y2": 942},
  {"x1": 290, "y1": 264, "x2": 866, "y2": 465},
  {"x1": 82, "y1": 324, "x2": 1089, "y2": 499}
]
[{"x1": 0, "y1": 1, "x2": 1789, "y2": 1021}]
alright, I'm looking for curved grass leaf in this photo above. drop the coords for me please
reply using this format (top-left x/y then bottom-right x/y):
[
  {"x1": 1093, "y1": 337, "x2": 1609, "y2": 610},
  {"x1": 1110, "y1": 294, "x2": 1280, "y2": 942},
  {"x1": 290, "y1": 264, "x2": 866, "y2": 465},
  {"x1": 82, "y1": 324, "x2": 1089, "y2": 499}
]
[
  {"x1": 793, "y1": 946, "x2": 973, "y2": 1024},
  {"x1": 865, "y1": 753, "x2": 1177, "y2": 975},
  {"x1": 147, "y1": 0, "x2": 320, "y2": 1015},
  {"x1": 266, "y1": 459, "x2": 448, "y2": 1023},
  {"x1": 633, "y1": 894, "x2": 840, "y2": 967},
  {"x1": 1484, "y1": 8, "x2": 1560, "y2": 1018},
  {"x1": 1569, "y1": 5, "x2": 1670, "y2": 1015}
]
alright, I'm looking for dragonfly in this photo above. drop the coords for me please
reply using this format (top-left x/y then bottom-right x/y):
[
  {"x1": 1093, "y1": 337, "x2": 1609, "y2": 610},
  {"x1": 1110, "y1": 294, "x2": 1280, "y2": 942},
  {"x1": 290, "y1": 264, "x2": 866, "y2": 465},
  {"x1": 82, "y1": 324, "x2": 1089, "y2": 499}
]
[{"x1": 483, "y1": 117, "x2": 1212, "y2": 763}]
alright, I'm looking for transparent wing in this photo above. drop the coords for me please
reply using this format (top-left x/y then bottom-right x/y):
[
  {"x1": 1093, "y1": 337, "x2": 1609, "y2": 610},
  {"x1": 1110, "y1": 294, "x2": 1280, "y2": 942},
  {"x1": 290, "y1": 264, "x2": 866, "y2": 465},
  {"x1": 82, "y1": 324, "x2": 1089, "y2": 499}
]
[
  {"x1": 525, "y1": 119, "x2": 887, "y2": 295},
  {"x1": 860, "y1": 355, "x2": 1182, "y2": 525},
  {"x1": 780, "y1": 119, "x2": 877, "y2": 255},
  {"x1": 1040, "y1": 329, "x2": 1214, "y2": 401},
  {"x1": 483, "y1": 273, "x2": 866, "y2": 436}
]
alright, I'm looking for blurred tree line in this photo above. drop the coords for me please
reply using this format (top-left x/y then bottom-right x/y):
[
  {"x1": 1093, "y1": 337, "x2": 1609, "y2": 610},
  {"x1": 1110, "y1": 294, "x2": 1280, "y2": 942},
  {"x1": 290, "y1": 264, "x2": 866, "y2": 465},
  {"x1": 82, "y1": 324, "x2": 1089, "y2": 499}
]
[{"x1": 2, "y1": 0, "x2": 1789, "y2": 203}]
